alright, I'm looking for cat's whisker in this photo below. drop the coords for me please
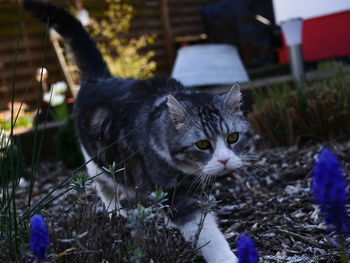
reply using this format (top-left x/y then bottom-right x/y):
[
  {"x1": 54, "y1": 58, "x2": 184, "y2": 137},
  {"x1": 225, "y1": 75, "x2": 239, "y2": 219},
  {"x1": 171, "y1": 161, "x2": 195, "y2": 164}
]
[
  {"x1": 245, "y1": 162, "x2": 271, "y2": 176},
  {"x1": 239, "y1": 167, "x2": 261, "y2": 189},
  {"x1": 186, "y1": 171, "x2": 205, "y2": 195},
  {"x1": 240, "y1": 154, "x2": 260, "y2": 161},
  {"x1": 200, "y1": 172, "x2": 210, "y2": 193},
  {"x1": 204, "y1": 172, "x2": 214, "y2": 192},
  {"x1": 177, "y1": 167, "x2": 203, "y2": 184},
  {"x1": 187, "y1": 169, "x2": 214, "y2": 196},
  {"x1": 193, "y1": 174, "x2": 206, "y2": 195}
]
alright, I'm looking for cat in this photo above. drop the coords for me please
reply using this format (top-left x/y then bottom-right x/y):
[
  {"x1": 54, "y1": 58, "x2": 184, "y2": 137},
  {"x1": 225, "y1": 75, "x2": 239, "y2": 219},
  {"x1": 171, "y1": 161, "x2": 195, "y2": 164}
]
[{"x1": 24, "y1": 1, "x2": 253, "y2": 262}]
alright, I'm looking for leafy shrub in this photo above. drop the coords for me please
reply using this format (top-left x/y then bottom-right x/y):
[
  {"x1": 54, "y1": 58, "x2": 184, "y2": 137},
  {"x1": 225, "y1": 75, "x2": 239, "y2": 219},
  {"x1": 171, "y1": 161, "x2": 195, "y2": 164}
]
[
  {"x1": 88, "y1": 0, "x2": 156, "y2": 79},
  {"x1": 248, "y1": 61, "x2": 350, "y2": 148},
  {"x1": 0, "y1": 131, "x2": 24, "y2": 187}
]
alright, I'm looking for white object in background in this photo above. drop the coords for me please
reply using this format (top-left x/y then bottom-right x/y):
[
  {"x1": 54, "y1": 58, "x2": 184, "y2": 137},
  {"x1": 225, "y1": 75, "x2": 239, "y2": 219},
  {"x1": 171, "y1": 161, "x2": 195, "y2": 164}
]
[
  {"x1": 272, "y1": 0, "x2": 350, "y2": 24},
  {"x1": 280, "y1": 18, "x2": 303, "y2": 46},
  {"x1": 0, "y1": 129, "x2": 10, "y2": 152},
  {"x1": 280, "y1": 18, "x2": 305, "y2": 83},
  {"x1": 77, "y1": 8, "x2": 90, "y2": 26},
  {"x1": 51, "y1": 81, "x2": 68, "y2": 94},
  {"x1": 49, "y1": 29, "x2": 61, "y2": 40},
  {"x1": 171, "y1": 44, "x2": 249, "y2": 88}
]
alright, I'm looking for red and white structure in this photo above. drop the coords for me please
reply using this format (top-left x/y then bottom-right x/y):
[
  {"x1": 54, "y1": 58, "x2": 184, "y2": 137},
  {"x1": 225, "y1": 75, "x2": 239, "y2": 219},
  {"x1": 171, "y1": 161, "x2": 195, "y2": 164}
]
[{"x1": 273, "y1": 0, "x2": 350, "y2": 63}]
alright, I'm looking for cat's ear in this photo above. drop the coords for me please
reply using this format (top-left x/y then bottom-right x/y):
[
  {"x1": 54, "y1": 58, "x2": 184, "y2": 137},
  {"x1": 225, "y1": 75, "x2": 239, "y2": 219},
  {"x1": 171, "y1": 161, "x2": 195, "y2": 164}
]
[
  {"x1": 222, "y1": 83, "x2": 242, "y2": 110},
  {"x1": 166, "y1": 95, "x2": 187, "y2": 128}
]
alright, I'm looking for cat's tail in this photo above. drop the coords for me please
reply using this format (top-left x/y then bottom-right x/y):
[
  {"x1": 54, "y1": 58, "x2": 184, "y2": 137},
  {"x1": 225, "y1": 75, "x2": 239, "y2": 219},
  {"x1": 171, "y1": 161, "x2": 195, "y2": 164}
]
[{"x1": 23, "y1": 0, "x2": 111, "y2": 81}]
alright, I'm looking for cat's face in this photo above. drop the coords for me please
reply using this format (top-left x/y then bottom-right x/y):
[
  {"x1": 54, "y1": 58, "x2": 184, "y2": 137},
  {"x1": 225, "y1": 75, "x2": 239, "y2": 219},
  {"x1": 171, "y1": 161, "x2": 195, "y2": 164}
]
[{"x1": 166, "y1": 85, "x2": 250, "y2": 177}]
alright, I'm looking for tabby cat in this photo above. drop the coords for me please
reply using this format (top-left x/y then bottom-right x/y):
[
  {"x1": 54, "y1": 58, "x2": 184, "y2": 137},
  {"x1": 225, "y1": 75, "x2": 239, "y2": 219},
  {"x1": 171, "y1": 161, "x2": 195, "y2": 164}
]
[{"x1": 24, "y1": 1, "x2": 253, "y2": 262}]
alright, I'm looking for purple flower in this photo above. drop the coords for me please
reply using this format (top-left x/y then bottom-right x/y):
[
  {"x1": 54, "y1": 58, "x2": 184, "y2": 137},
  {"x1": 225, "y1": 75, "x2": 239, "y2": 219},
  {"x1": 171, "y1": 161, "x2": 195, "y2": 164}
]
[
  {"x1": 236, "y1": 232, "x2": 259, "y2": 263},
  {"x1": 312, "y1": 147, "x2": 349, "y2": 234},
  {"x1": 30, "y1": 214, "x2": 50, "y2": 260}
]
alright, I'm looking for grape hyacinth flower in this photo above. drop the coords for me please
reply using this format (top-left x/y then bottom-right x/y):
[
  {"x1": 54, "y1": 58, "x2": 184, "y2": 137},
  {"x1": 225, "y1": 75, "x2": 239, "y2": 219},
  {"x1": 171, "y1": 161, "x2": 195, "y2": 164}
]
[
  {"x1": 312, "y1": 147, "x2": 350, "y2": 235},
  {"x1": 30, "y1": 214, "x2": 50, "y2": 261},
  {"x1": 236, "y1": 232, "x2": 259, "y2": 263}
]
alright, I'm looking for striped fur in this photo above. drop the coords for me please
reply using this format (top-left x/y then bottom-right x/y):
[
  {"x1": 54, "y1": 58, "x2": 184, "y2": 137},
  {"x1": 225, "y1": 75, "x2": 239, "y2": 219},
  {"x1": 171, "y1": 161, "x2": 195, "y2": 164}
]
[{"x1": 23, "y1": 1, "x2": 253, "y2": 262}]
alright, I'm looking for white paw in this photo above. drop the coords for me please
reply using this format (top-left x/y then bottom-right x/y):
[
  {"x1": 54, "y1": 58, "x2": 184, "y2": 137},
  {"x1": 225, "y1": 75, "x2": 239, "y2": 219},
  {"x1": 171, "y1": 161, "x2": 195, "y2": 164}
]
[
  {"x1": 220, "y1": 259, "x2": 238, "y2": 263},
  {"x1": 215, "y1": 254, "x2": 238, "y2": 263}
]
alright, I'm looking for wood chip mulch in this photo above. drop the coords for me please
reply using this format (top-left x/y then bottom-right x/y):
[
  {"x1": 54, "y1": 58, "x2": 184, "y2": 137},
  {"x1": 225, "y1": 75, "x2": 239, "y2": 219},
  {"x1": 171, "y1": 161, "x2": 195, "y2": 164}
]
[
  {"x1": 217, "y1": 140, "x2": 350, "y2": 263},
  {"x1": 16, "y1": 140, "x2": 350, "y2": 262}
]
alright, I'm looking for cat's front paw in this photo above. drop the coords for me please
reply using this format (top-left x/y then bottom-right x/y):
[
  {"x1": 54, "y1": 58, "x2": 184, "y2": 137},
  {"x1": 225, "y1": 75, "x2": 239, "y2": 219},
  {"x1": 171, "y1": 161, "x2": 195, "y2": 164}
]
[
  {"x1": 220, "y1": 259, "x2": 238, "y2": 263},
  {"x1": 210, "y1": 253, "x2": 238, "y2": 263},
  {"x1": 216, "y1": 253, "x2": 238, "y2": 263}
]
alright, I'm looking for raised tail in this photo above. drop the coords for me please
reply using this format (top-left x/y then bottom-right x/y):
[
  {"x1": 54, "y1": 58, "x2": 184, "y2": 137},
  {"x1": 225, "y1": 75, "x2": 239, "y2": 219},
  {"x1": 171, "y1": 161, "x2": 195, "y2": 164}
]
[{"x1": 23, "y1": 0, "x2": 111, "y2": 81}]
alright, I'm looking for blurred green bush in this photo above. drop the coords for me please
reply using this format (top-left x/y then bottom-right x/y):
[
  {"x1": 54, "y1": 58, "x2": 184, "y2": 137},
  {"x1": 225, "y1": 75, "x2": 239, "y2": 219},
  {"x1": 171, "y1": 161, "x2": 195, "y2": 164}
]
[
  {"x1": 88, "y1": 0, "x2": 156, "y2": 79},
  {"x1": 0, "y1": 131, "x2": 24, "y2": 188},
  {"x1": 248, "y1": 61, "x2": 350, "y2": 148}
]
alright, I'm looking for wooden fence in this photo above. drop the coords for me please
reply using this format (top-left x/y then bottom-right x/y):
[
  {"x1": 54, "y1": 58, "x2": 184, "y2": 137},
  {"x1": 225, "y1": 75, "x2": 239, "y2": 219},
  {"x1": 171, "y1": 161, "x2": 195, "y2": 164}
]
[{"x1": 0, "y1": 0, "x2": 216, "y2": 110}]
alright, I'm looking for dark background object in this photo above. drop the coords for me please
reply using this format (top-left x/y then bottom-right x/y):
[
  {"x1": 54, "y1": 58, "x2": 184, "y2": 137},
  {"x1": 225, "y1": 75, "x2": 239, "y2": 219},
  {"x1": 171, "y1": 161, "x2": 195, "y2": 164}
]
[
  {"x1": 202, "y1": 0, "x2": 279, "y2": 69},
  {"x1": 201, "y1": 0, "x2": 239, "y2": 45},
  {"x1": 0, "y1": 139, "x2": 24, "y2": 188},
  {"x1": 54, "y1": 116, "x2": 84, "y2": 169}
]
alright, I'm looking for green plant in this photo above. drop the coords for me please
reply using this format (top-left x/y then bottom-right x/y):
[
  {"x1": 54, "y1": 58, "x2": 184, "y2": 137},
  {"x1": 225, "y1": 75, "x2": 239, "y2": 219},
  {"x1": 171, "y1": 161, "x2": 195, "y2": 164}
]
[
  {"x1": 248, "y1": 61, "x2": 350, "y2": 148},
  {"x1": 0, "y1": 11, "x2": 54, "y2": 260},
  {"x1": 88, "y1": 0, "x2": 156, "y2": 79},
  {"x1": 0, "y1": 132, "x2": 24, "y2": 188},
  {"x1": 1, "y1": 113, "x2": 33, "y2": 131}
]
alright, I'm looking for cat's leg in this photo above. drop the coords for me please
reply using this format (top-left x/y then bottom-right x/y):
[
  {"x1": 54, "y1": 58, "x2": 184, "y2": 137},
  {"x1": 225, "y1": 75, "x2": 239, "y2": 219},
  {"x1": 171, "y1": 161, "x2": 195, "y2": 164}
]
[
  {"x1": 81, "y1": 146, "x2": 126, "y2": 216},
  {"x1": 177, "y1": 212, "x2": 237, "y2": 263}
]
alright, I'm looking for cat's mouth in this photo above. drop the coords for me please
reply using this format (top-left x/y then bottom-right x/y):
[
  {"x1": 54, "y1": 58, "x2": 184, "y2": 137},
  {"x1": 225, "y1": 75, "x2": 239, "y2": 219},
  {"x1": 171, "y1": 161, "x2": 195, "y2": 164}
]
[
  {"x1": 209, "y1": 168, "x2": 232, "y2": 177},
  {"x1": 205, "y1": 164, "x2": 242, "y2": 177}
]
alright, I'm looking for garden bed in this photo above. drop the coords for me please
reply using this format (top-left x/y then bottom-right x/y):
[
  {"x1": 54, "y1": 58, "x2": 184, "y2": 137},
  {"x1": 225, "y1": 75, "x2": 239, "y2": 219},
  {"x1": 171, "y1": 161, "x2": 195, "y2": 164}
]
[{"x1": 10, "y1": 139, "x2": 350, "y2": 262}]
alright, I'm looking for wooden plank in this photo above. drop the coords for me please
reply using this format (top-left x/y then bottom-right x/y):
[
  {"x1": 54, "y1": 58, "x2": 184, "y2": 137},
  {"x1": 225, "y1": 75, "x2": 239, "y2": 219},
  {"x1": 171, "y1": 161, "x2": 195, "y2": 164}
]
[
  {"x1": 5, "y1": 120, "x2": 64, "y2": 136},
  {"x1": 0, "y1": 79, "x2": 37, "y2": 93},
  {"x1": 172, "y1": 26, "x2": 206, "y2": 37},
  {"x1": 1, "y1": 51, "x2": 57, "y2": 64},
  {"x1": 2, "y1": 74, "x2": 63, "y2": 90},
  {"x1": 51, "y1": 38, "x2": 79, "y2": 97},
  {"x1": 170, "y1": 16, "x2": 203, "y2": 25},
  {"x1": 160, "y1": 0, "x2": 175, "y2": 72},
  {"x1": 0, "y1": 25, "x2": 45, "y2": 37},
  {"x1": 132, "y1": 19, "x2": 163, "y2": 29},
  {"x1": 1, "y1": 62, "x2": 61, "y2": 78},
  {"x1": 2, "y1": 60, "x2": 60, "y2": 77},
  {"x1": 0, "y1": 37, "x2": 48, "y2": 51},
  {"x1": 169, "y1": 5, "x2": 207, "y2": 14}
]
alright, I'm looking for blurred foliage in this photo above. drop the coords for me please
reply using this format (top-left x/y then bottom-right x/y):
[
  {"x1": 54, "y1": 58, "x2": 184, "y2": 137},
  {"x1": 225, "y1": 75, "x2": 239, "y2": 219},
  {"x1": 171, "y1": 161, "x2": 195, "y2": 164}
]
[
  {"x1": 88, "y1": 0, "x2": 156, "y2": 79},
  {"x1": 0, "y1": 112, "x2": 33, "y2": 131},
  {"x1": 54, "y1": 117, "x2": 84, "y2": 168},
  {"x1": 0, "y1": 131, "x2": 23, "y2": 188},
  {"x1": 0, "y1": 199, "x2": 196, "y2": 262},
  {"x1": 248, "y1": 61, "x2": 350, "y2": 148},
  {"x1": 47, "y1": 200, "x2": 196, "y2": 263}
]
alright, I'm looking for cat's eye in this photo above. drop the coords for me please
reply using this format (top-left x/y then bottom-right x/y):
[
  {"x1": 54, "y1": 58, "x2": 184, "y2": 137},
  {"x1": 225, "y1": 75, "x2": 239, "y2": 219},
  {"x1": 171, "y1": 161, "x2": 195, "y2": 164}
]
[
  {"x1": 227, "y1": 132, "x2": 239, "y2": 144},
  {"x1": 195, "y1": 140, "x2": 211, "y2": 150}
]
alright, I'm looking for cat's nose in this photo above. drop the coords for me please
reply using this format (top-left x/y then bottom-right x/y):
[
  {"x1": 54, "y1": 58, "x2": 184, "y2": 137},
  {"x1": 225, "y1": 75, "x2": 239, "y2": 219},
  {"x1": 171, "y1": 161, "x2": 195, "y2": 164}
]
[{"x1": 218, "y1": 158, "x2": 229, "y2": 166}]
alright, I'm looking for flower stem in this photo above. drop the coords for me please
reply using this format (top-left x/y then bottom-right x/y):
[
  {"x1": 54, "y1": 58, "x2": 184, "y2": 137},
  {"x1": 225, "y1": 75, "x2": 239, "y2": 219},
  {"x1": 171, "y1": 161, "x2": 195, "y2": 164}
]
[{"x1": 339, "y1": 234, "x2": 349, "y2": 263}]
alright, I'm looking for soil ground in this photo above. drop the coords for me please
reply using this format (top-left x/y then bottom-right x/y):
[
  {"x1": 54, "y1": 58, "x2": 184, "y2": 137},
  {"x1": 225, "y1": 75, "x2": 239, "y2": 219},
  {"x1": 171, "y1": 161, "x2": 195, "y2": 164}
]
[{"x1": 16, "y1": 140, "x2": 350, "y2": 262}]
